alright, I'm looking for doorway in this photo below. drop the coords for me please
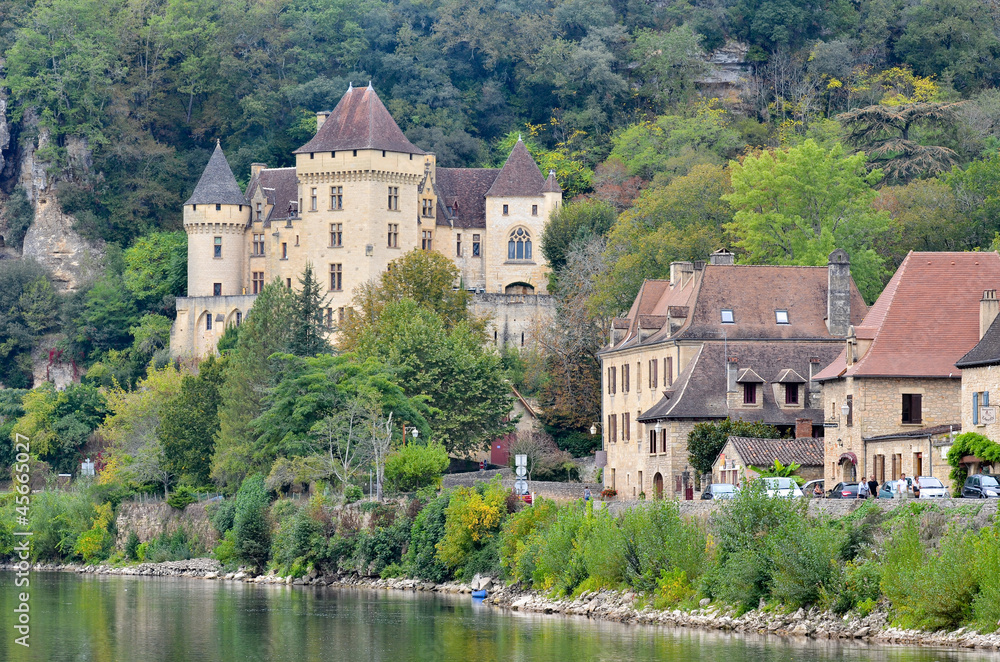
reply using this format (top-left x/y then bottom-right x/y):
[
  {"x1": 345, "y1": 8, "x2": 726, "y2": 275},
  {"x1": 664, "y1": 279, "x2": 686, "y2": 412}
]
[{"x1": 653, "y1": 473, "x2": 663, "y2": 499}]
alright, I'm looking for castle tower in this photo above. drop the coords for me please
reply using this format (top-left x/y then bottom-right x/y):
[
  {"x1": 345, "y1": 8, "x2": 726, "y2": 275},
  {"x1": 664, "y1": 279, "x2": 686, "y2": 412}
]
[{"x1": 183, "y1": 141, "x2": 249, "y2": 297}]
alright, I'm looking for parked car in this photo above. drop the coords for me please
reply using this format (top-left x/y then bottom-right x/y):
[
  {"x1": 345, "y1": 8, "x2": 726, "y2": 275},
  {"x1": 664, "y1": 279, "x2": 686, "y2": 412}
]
[
  {"x1": 878, "y1": 479, "x2": 912, "y2": 499},
  {"x1": 826, "y1": 482, "x2": 860, "y2": 499},
  {"x1": 962, "y1": 474, "x2": 1000, "y2": 498},
  {"x1": 913, "y1": 476, "x2": 948, "y2": 499},
  {"x1": 760, "y1": 477, "x2": 803, "y2": 498},
  {"x1": 802, "y1": 479, "x2": 825, "y2": 498},
  {"x1": 701, "y1": 483, "x2": 737, "y2": 500}
]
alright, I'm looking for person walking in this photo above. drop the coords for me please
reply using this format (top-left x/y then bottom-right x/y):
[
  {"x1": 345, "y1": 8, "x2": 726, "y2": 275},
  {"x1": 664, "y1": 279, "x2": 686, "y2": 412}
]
[
  {"x1": 913, "y1": 476, "x2": 921, "y2": 499},
  {"x1": 867, "y1": 475, "x2": 879, "y2": 499},
  {"x1": 857, "y1": 480, "x2": 870, "y2": 499},
  {"x1": 583, "y1": 487, "x2": 591, "y2": 502},
  {"x1": 897, "y1": 473, "x2": 909, "y2": 498}
]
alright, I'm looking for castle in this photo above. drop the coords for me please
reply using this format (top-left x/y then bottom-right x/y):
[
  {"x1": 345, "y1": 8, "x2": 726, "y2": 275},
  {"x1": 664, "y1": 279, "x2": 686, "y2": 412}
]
[{"x1": 170, "y1": 84, "x2": 560, "y2": 358}]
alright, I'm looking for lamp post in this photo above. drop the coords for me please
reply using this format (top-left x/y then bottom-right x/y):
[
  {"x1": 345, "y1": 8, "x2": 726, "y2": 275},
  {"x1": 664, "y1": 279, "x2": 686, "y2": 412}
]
[{"x1": 411, "y1": 428, "x2": 419, "y2": 442}]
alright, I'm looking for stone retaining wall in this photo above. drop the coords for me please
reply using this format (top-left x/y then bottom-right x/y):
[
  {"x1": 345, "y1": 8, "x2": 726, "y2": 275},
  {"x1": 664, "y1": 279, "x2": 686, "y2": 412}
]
[{"x1": 115, "y1": 499, "x2": 218, "y2": 550}]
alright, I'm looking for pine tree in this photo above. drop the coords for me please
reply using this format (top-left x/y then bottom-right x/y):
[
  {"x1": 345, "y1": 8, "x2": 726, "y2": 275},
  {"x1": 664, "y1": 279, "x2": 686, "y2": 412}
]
[{"x1": 289, "y1": 263, "x2": 330, "y2": 357}]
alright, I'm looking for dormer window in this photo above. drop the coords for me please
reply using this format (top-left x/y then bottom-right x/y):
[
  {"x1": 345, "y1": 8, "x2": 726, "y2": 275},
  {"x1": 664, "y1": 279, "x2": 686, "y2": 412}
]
[
  {"x1": 776, "y1": 310, "x2": 789, "y2": 324},
  {"x1": 743, "y1": 383, "x2": 757, "y2": 404},
  {"x1": 785, "y1": 384, "x2": 799, "y2": 404},
  {"x1": 721, "y1": 309, "x2": 734, "y2": 324}
]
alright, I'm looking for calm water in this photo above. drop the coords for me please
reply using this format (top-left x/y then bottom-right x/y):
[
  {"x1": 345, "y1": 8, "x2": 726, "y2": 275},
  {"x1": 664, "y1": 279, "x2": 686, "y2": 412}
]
[{"x1": 1, "y1": 572, "x2": 999, "y2": 662}]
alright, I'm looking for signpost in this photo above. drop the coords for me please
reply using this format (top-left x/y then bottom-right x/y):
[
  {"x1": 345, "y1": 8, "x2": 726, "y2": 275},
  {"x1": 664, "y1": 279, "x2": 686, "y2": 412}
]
[
  {"x1": 981, "y1": 406, "x2": 998, "y2": 425},
  {"x1": 514, "y1": 454, "x2": 529, "y2": 496}
]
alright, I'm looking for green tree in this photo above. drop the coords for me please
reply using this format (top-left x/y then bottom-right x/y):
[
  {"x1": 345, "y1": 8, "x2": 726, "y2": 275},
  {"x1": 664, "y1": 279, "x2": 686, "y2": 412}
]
[
  {"x1": 123, "y1": 231, "x2": 187, "y2": 307},
  {"x1": 541, "y1": 199, "x2": 615, "y2": 276},
  {"x1": 233, "y1": 474, "x2": 271, "y2": 572},
  {"x1": 384, "y1": 442, "x2": 450, "y2": 493},
  {"x1": 12, "y1": 382, "x2": 108, "y2": 473},
  {"x1": 947, "y1": 151, "x2": 1000, "y2": 250},
  {"x1": 160, "y1": 356, "x2": 226, "y2": 486},
  {"x1": 630, "y1": 26, "x2": 708, "y2": 111},
  {"x1": 288, "y1": 263, "x2": 330, "y2": 357},
  {"x1": 0, "y1": 260, "x2": 60, "y2": 388},
  {"x1": 687, "y1": 419, "x2": 784, "y2": 477},
  {"x1": 724, "y1": 140, "x2": 891, "y2": 302}
]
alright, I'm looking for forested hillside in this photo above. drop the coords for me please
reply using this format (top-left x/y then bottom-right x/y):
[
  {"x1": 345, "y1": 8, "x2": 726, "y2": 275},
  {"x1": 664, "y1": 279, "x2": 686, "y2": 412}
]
[{"x1": 2, "y1": 0, "x2": 1000, "y2": 485}]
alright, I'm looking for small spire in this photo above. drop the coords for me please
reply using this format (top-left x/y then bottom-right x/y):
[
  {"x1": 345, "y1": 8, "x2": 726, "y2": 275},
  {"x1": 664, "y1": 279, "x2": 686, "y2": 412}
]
[
  {"x1": 216, "y1": 138, "x2": 221, "y2": 146},
  {"x1": 549, "y1": 169, "x2": 556, "y2": 177},
  {"x1": 348, "y1": 81, "x2": 353, "y2": 91},
  {"x1": 518, "y1": 133, "x2": 522, "y2": 142},
  {"x1": 367, "y1": 80, "x2": 373, "y2": 90}
]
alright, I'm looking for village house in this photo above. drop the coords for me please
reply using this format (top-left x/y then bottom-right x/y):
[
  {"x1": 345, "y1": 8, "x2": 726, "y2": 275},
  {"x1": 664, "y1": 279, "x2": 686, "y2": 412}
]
[
  {"x1": 953, "y1": 289, "x2": 1000, "y2": 474},
  {"x1": 170, "y1": 83, "x2": 560, "y2": 358},
  {"x1": 712, "y1": 436, "x2": 824, "y2": 485},
  {"x1": 598, "y1": 248, "x2": 867, "y2": 500},
  {"x1": 814, "y1": 252, "x2": 1000, "y2": 490}
]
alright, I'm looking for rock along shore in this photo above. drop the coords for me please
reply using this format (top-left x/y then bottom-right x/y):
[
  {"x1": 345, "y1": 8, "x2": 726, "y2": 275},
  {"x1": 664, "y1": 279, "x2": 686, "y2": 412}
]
[{"x1": 8, "y1": 560, "x2": 1000, "y2": 651}]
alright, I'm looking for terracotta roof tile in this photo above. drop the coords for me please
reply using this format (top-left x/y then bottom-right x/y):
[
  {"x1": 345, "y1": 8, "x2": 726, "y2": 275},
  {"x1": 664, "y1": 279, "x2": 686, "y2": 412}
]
[
  {"x1": 434, "y1": 168, "x2": 498, "y2": 229},
  {"x1": 727, "y1": 436, "x2": 825, "y2": 468},
  {"x1": 294, "y1": 85, "x2": 425, "y2": 155},
  {"x1": 486, "y1": 140, "x2": 546, "y2": 197},
  {"x1": 817, "y1": 252, "x2": 1000, "y2": 379},
  {"x1": 184, "y1": 142, "x2": 247, "y2": 206}
]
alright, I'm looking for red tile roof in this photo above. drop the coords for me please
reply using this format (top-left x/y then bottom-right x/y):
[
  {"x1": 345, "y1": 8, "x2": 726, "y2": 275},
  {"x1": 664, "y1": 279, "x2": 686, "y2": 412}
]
[
  {"x1": 726, "y1": 436, "x2": 825, "y2": 468},
  {"x1": 294, "y1": 85, "x2": 425, "y2": 155},
  {"x1": 485, "y1": 139, "x2": 546, "y2": 197},
  {"x1": 815, "y1": 251, "x2": 1000, "y2": 380}
]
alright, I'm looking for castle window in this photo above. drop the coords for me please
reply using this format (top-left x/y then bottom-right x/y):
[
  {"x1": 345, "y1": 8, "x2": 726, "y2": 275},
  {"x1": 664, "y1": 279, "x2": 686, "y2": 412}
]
[
  {"x1": 473, "y1": 234, "x2": 481, "y2": 257},
  {"x1": 331, "y1": 186, "x2": 343, "y2": 210},
  {"x1": 332, "y1": 152, "x2": 336, "y2": 158},
  {"x1": 776, "y1": 310, "x2": 789, "y2": 324},
  {"x1": 253, "y1": 234, "x2": 265, "y2": 256},
  {"x1": 388, "y1": 186, "x2": 399, "y2": 211},
  {"x1": 295, "y1": 235, "x2": 299, "y2": 246},
  {"x1": 281, "y1": 242, "x2": 287, "y2": 259},
  {"x1": 507, "y1": 228, "x2": 532, "y2": 260},
  {"x1": 255, "y1": 203, "x2": 261, "y2": 221},
  {"x1": 206, "y1": 314, "x2": 213, "y2": 331},
  {"x1": 456, "y1": 234, "x2": 462, "y2": 257},
  {"x1": 743, "y1": 383, "x2": 757, "y2": 405},
  {"x1": 422, "y1": 199, "x2": 434, "y2": 217},
  {"x1": 215, "y1": 203, "x2": 221, "y2": 211},
  {"x1": 235, "y1": 311, "x2": 242, "y2": 326},
  {"x1": 532, "y1": 204, "x2": 538, "y2": 216},
  {"x1": 422, "y1": 230, "x2": 433, "y2": 251},
  {"x1": 502, "y1": 204, "x2": 509, "y2": 215},
  {"x1": 785, "y1": 384, "x2": 799, "y2": 405},
  {"x1": 330, "y1": 263, "x2": 343, "y2": 291},
  {"x1": 252, "y1": 272, "x2": 264, "y2": 293},
  {"x1": 388, "y1": 224, "x2": 399, "y2": 248},
  {"x1": 310, "y1": 188, "x2": 317, "y2": 211},
  {"x1": 286, "y1": 278, "x2": 292, "y2": 288},
  {"x1": 382, "y1": 150, "x2": 386, "y2": 157},
  {"x1": 353, "y1": 150, "x2": 357, "y2": 157},
  {"x1": 214, "y1": 236, "x2": 222, "y2": 258},
  {"x1": 331, "y1": 223, "x2": 343, "y2": 247},
  {"x1": 192, "y1": 205, "x2": 196, "y2": 211},
  {"x1": 310, "y1": 152, "x2": 314, "y2": 159},
  {"x1": 213, "y1": 283, "x2": 222, "y2": 296}
]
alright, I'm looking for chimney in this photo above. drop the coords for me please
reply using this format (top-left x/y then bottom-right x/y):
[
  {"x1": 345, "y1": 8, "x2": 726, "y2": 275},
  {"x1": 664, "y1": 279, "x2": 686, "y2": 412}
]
[
  {"x1": 710, "y1": 248, "x2": 735, "y2": 266},
  {"x1": 981, "y1": 289, "x2": 999, "y2": 339},
  {"x1": 250, "y1": 162, "x2": 266, "y2": 180},
  {"x1": 316, "y1": 110, "x2": 331, "y2": 132},
  {"x1": 669, "y1": 261, "x2": 694, "y2": 289},
  {"x1": 826, "y1": 248, "x2": 851, "y2": 337},
  {"x1": 795, "y1": 417, "x2": 813, "y2": 439}
]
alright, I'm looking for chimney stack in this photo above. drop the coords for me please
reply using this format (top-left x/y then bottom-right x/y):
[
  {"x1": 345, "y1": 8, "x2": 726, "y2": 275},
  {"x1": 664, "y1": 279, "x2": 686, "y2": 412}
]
[
  {"x1": 795, "y1": 418, "x2": 813, "y2": 439},
  {"x1": 826, "y1": 249, "x2": 851, "y2": 337},
  {"x1": 710, "y1": 248, "x2": 735, "y2": 266},
  {"x1": 981, "y1": 289, "x2": 999, "y2": 339},
  {"x1": 316, "y1": 110, "x2": 331, "y2": 133},
  {"x1": 250, "y1": 162, "x2": 266, "y2": 180}
]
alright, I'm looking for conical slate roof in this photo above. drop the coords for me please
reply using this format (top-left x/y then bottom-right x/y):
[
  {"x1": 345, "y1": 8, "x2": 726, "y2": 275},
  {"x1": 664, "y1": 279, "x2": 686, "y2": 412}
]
[
  {"x1": 543, "y1": 169, "x2": 561, "y2": 193},
  {"x1": 184, "y1": 142, "x2": 247, "y2": 206},
  {"x1": 294, "y1": 84, "x2": 426, "y2": 155},
  {"x1": 486, "y1": 138, "x2": 546, "y2": 197}
]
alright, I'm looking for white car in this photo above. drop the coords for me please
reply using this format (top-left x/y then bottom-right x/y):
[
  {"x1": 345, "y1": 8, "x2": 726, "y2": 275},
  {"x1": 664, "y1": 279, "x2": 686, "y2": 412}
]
[
  {"x1": 761, "y1": 477, "x2": 803, "y2": 498},
  {"x1": 914, "y1": 476, "x2": 948, "y2": 498}
]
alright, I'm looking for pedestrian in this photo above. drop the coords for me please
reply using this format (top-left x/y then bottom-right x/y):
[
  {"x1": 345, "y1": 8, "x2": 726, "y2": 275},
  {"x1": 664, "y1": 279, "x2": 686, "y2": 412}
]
[
  {"x1": 584, "y1": 487, "x2": 591, "y2": 502},
  {"x1": 913, "y1": 475, "x2": 921, "y2": 499},
  {"x1": 867, "y1": 475, "x2": 878, "y2": 499},
  {"x1": 857, "y1": 480, "x2": 869, "y2": 499},
  {"x1": 897, "y1": 473, "x2": 908, "y2": 498}
]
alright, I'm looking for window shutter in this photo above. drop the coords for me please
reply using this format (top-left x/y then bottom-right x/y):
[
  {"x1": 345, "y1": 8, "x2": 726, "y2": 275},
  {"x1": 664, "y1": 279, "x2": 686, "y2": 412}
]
[
  {"x1": 985, "y1": 391, "x2": 991, "y2": 407},
  {"x1": 912, "y1": 394, "x2": 922, "y2": 424},
  {"x1": 974, "y1": 392, "x2": 980, "y2": 425}
]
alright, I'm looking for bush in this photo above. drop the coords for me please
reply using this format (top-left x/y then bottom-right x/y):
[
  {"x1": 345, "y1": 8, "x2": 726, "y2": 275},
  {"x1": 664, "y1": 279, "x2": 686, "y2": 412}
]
[
  {"x1": 834, "y1": 558, "x2": 882, "y2": 615},
  {"x1": 972, "y1": 525, "x2": 1000, "y2": 632},
  {"x1": 436, "y1": 477, "x2": 510, "y2": 572},
  {"x1": 271, "y1": 504, "x2": 322, "y2": 573},
  {"x1": 499, "y1": 498, "x2": 559, "y2": 583},
  {"x1": 208, "y1": 498, "x2": 236, "y2": 534},
  {"x1": 125, "y1": 531, "x2": 141, "y2": 562},
  {"x1": 404, "y1": 492, "x2": 450, "y2": 582},
  {"x1": 213, "y1": 530, "x2": 237, "y2": 568},
  {"x1": 618, "y1": 501, "x2": 706, "y2": 593},
  {"x1": 233, "y1": 474, "x2": 272, "y2": 571},
  {"x1": 344, "y1": 485, "x2": 363, "y2": 504},
  {"x1": 167, "y1": 485, "x2": 197, "y2": 510},
  {"x1": 142, "y1": 528, "x2": 197, "y2": 563},
  {"x1": 767, "y1": 516, "x2": 844, "y2": 608},
  {"x1": 384, "y1": 442, "x2": 449, "y2": 493}
]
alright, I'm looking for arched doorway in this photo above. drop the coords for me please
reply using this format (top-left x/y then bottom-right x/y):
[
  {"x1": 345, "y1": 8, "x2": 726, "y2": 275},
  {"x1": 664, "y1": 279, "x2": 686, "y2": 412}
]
[
  {"x1": 839, "y1": 452, "x2": 857, "y2": 481},
  {"x1": 653, "y1": 473, "x2": 664, "y2": 499},
  {"x1": 505, "y1": 282, "x2": 535, "y2": 295}
]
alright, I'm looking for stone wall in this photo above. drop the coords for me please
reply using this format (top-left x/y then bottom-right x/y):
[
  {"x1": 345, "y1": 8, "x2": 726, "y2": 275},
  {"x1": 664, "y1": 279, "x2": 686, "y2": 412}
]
[
  {"x1": 961, "y1": 364, "x2": 1000, "y2": 442},
  {"x1": 115, "y1": 499, "x2": 218, "y2": 550},
  {"x1": 441, "y1": 469, "x2": 600, "y2": 503},
  {"x1": 470, "y1": 292, "x2": 555, "y2": 349}
]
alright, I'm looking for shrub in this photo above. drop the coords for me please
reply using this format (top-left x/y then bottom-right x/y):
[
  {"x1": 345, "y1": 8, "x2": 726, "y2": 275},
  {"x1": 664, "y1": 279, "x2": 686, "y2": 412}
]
[
  {"x1": 167, "y1": 485, "x2": 197, "y2": 510},
  {"x1": 767, "y1": 516, "x2": 844, "y2": 608},
  {"x1": 125, "y1": 531, "x2": 141, "y2": 562},
  {"x1": 531, "y1": 505, "x2": 587, "y2": 594},
  {"x1": 972, "y1": 525, "x2": 1000, "y2": 632},
  {"x1": 834, "y1": 558, "x2": 882, "y2": 615},
  {"x1": 436, "y1": 477, "x2": 510, "y2": 572},
  {"x1": 384, "y1": 442, "x2": 449, "y2": 493},
  {"x1": 74, "y1": 528, "x2": 113, "y2": 563},
  {"x1": 208, "y1": 498, "x2": 236, "y2": 534},
  {"x1": 233, "y1": 474, "x2": 272, "y2": 571},
  {"x1": 654, "y1": 568, "x2": 696, "y2": 610},
  {"x1": 214, "y1": 530, "x2": 236, "y2": 568},
  {"x1": 271, "y1": 504, "x2": 322, "y2": 573},
  {"x1": 404, "y1": 492, "x2": 450, "y2": 582},
  {"x1": 618, "y1": 501, "x2": 706, "y2": 593},
  {"x1": 353, "y1": 518, "x2": 413, "y2": 576},
  {"x1": 344, "y1": 485, "x2": 363, "y2": 504},
  {"x1": 499, "y1": 498, "x2": 559, "y2": 583}
]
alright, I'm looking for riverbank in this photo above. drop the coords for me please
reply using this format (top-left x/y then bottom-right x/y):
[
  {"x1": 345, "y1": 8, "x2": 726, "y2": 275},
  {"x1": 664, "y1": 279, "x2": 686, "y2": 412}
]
[{"x1": 10, "y1": 559, "x2": 1000, "y2": 652}]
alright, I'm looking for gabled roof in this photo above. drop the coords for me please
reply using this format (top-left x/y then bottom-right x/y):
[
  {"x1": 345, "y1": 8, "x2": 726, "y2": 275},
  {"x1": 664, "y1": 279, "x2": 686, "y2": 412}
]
[
  {"x1": 774, "y1": 368, "x2": 806, "y2": 383},
  {"x1": 294, "y1": 84, "x2": 425, "y2": 155},
  {"x1": 184, "y1": 142, "x2": 247, "y2": 206},
  {"x1": 486, "y1": 139, "x2": 546, "y2": 197},
  {"x1": 247, "y1": 167, "x2": 298, "y2": 225},
  {"x1": 957, "y1": 312, "x2": 1000, "y2": 368},
  {"x1": 435, "y1": 168, "x2": 498, "y2": 229},
  {"x1": 725, "y1": 436, "x2": 825, "y2": 468},
  {"x1": 736, "y1": 368, "x2": 764, "y2": 383},
  {"x1": 816, "y1": 252, "x2": 1000, "y2": 380}
]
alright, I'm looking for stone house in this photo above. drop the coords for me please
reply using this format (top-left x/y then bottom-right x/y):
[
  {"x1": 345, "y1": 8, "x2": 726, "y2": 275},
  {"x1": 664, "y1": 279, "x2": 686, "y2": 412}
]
[
  {"x1": 814, "y1": 252, "x2": 1000, "y2": 489},
  {"x1": 712, "y1": 436, "x2": 824, "y2": 485},
  {"x1": 598, "y1": 248, "x2": 867, "y2": 500},
  {"x1": 953, "y1": 289, "x2": 1000, "y2": 474},
  {"x1": 171, "y1": 84, "x2": 559, "y2": 358}
]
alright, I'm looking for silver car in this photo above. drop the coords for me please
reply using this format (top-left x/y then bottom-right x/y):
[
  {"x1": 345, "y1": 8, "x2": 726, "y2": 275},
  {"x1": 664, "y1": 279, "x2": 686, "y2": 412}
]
[{"x1": 914, "y1": 476, "x2": 948, "y2": 498}]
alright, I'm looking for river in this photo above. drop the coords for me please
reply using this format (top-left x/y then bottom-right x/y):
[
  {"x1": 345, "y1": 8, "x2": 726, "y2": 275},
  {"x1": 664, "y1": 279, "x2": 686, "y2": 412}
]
[{"x1": 1, "y1": 572, "x2": 999, "y2": 662}]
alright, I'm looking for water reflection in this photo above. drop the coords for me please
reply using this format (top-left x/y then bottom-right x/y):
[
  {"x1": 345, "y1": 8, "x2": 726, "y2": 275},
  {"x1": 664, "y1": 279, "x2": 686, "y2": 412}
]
[{"x1": 1, "y1": 572, "x2": 997, "y2": 662}]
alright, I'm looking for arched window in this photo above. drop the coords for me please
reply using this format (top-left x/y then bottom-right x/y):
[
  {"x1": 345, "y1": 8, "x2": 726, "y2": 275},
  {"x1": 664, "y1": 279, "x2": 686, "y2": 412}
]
[{"x1": 508, "y1": 228, "x2": 532, "y2": 260}]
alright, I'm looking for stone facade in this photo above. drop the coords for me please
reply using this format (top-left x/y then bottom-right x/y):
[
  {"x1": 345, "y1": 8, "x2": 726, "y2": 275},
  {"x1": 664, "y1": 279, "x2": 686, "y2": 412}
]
[
  {"x1": 961, "y1": 364, "x2": 1000, "y2": 446},
  {"x1": 470, "y1": 293, "x2": 556, "y2": 349}
]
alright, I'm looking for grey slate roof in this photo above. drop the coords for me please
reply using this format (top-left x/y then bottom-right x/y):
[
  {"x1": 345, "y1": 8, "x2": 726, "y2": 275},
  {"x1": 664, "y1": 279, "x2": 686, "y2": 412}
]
[
  {"x1": 726, "y1": 436, "x2": 825, "y2": 468},
  {"x1": 543, "y1": 169, "x2": 561, "y2": 193},
  {"x1": 435, "y1": 168, "x2": 499, "y2": 229},
  {"x1": 294, "y1": 84, "x2": 426, "y2": 155},
  {"x1": 184, "y1": 142, "x2": 248, "y2": 206},
  {"x1": 486, "y1": 139, "x2": 546, "y2": 197},
  {"x1": 956, "y1": 313, "x2": 1000, "y2": 368},
  {"x1": 247, "y1": 167, "x2": 298, "y2": 226}
]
